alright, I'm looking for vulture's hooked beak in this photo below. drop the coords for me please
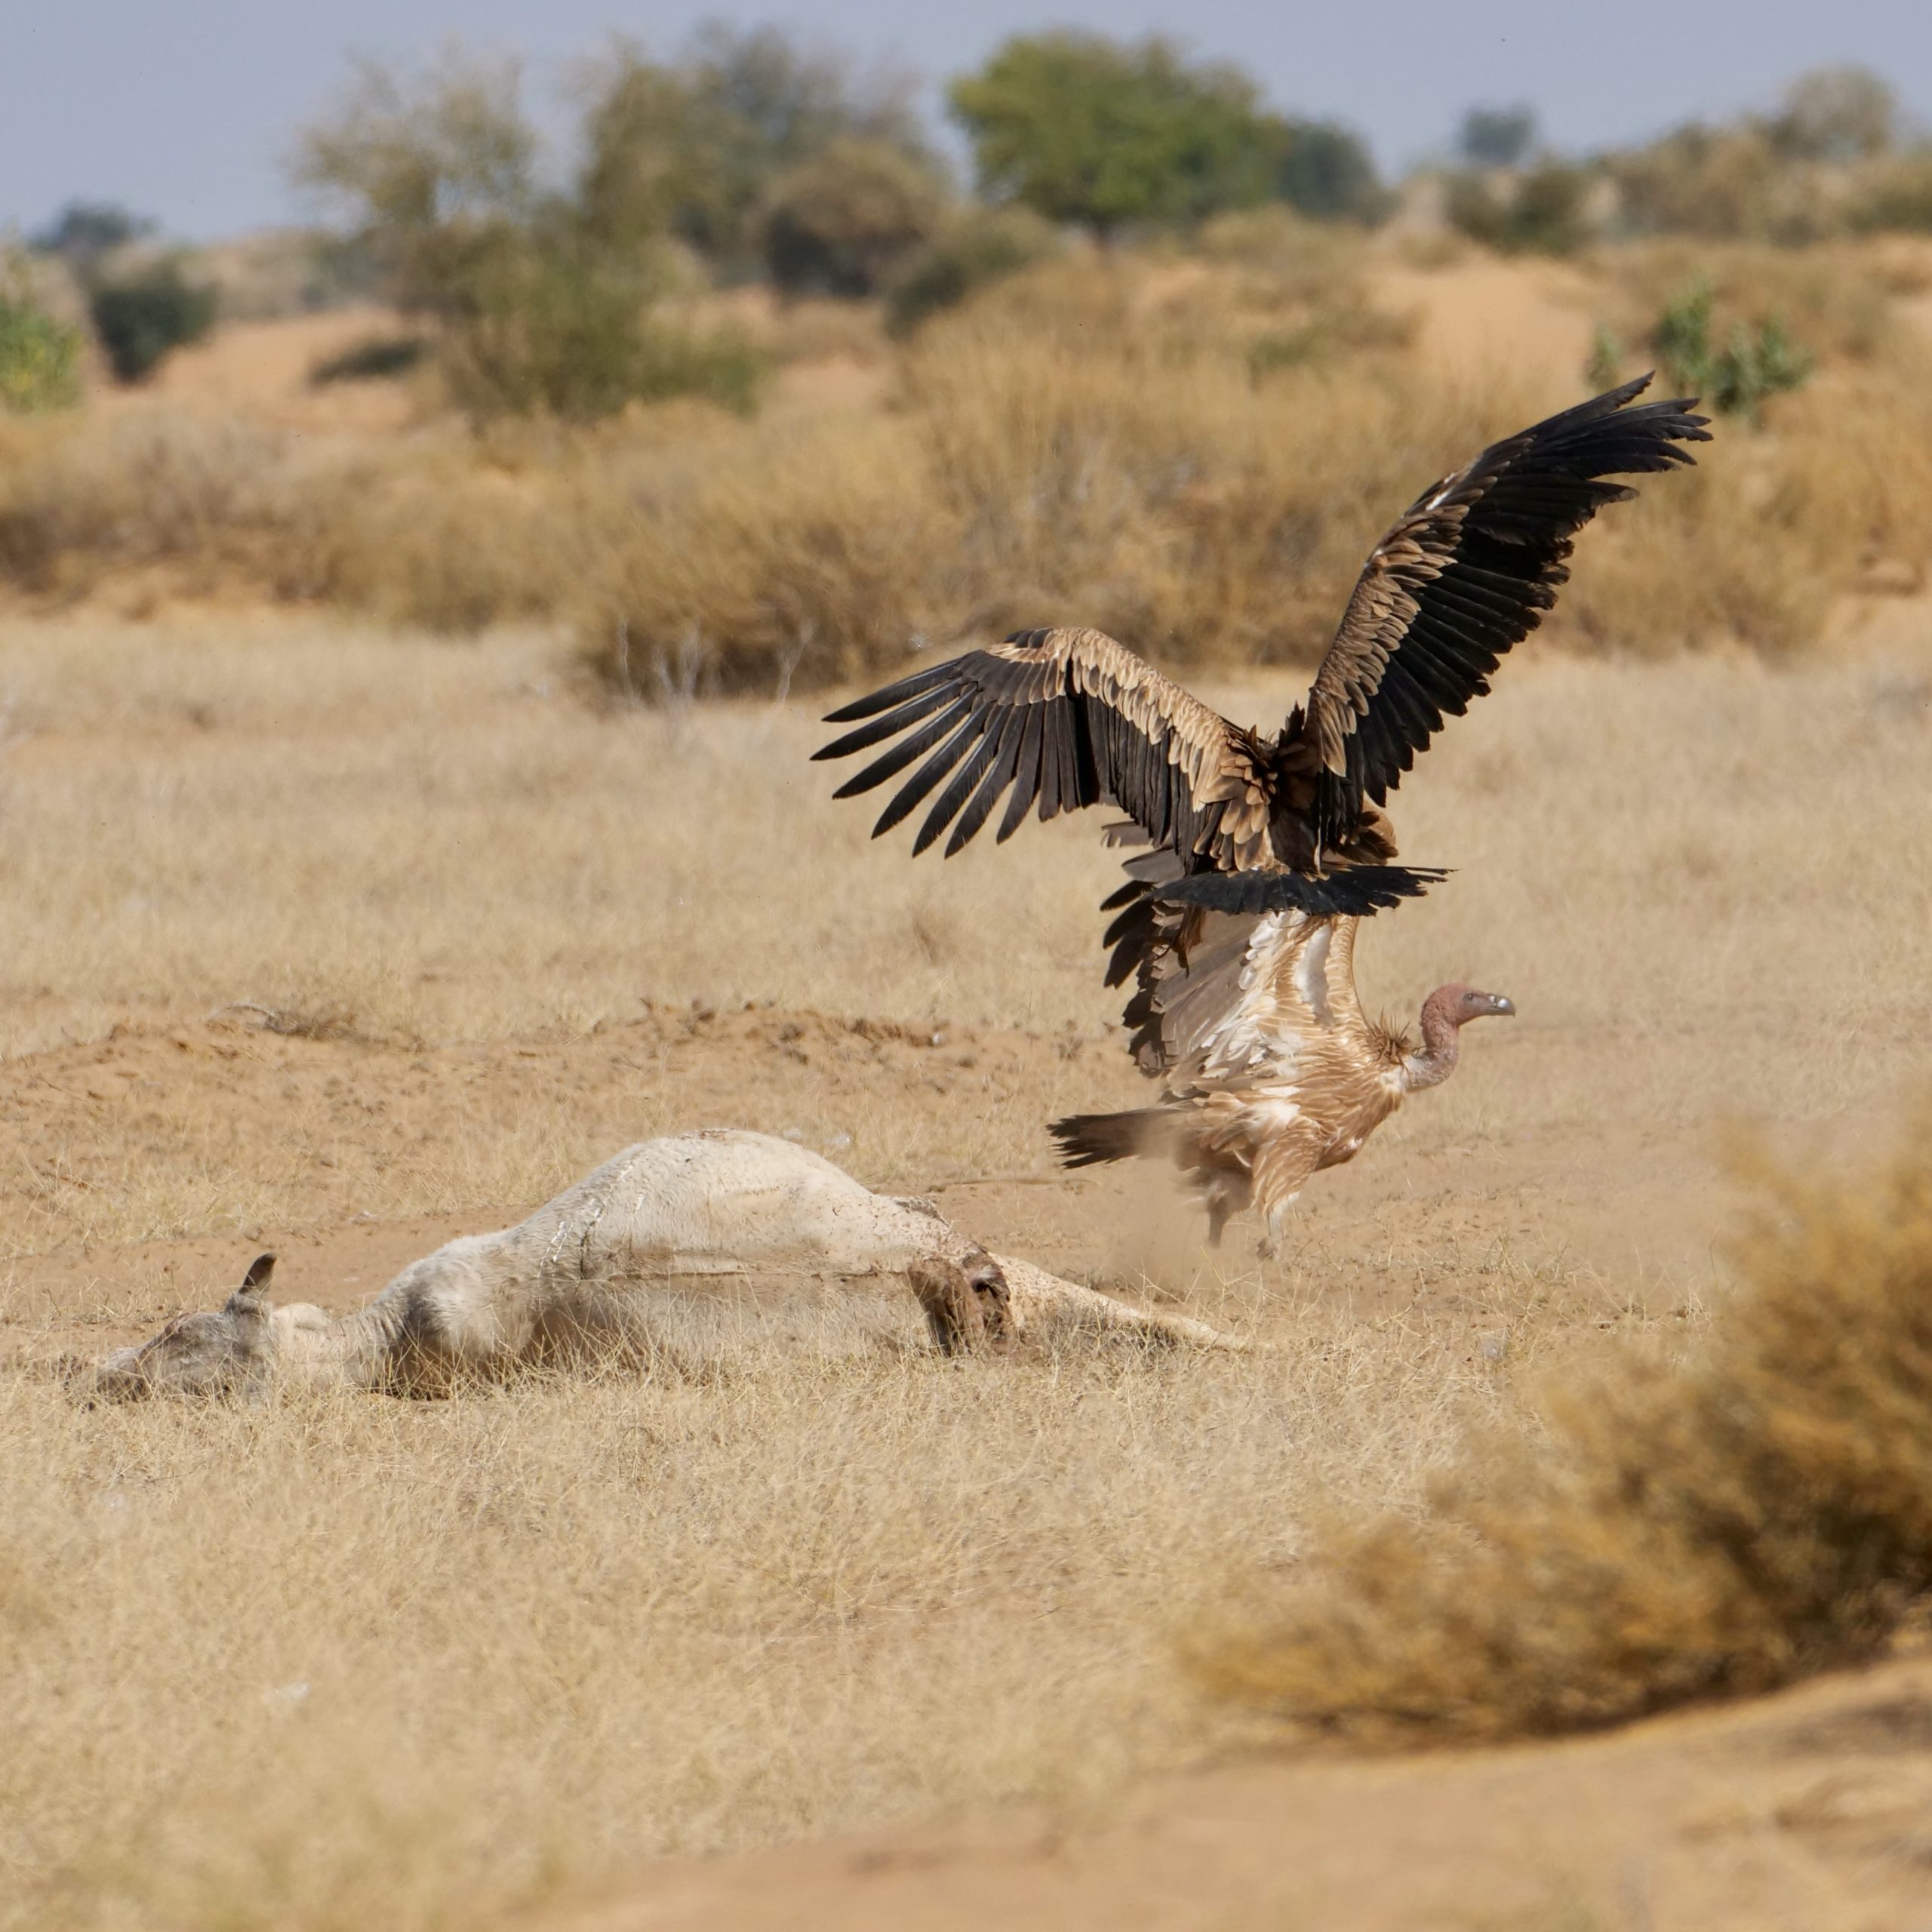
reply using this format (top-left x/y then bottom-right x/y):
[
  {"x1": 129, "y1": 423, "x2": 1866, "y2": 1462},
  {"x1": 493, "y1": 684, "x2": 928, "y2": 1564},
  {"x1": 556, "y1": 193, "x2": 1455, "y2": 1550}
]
[{"x1": 1492, "y1": 995, "x2": 1516, "y2": 1017}]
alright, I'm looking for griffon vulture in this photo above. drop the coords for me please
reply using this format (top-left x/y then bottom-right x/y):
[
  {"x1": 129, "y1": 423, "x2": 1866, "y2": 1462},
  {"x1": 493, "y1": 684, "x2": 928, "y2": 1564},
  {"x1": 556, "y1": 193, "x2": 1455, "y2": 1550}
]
[{"x1": 815, "y1": 377, "x2": 1706, "y2": 1241}]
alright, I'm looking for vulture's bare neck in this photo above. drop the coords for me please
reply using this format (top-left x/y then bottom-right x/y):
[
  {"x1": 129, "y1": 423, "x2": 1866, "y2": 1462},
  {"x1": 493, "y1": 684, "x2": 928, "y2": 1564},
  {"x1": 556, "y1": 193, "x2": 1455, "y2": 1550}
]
[{"x1": 1399, "y1": 990, "x2": 1464, "y2": 1094}]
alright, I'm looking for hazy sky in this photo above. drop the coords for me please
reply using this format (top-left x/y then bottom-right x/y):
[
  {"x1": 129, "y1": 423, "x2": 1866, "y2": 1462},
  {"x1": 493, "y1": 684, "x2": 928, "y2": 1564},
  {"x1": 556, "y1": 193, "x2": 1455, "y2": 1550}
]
[{"x1": 5, "y1": 0, "x2": 1930, "y2": 239}]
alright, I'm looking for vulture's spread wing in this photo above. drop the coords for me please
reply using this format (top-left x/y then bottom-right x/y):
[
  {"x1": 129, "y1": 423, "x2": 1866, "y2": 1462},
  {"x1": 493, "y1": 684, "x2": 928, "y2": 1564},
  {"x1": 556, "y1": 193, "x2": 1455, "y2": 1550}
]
[
  {"x1": 1300, "y1": 374, "x2": 1710, "y2": 854},
  {"x1": 815, "y1": 626, "x2": 1273, "y2": 868}
]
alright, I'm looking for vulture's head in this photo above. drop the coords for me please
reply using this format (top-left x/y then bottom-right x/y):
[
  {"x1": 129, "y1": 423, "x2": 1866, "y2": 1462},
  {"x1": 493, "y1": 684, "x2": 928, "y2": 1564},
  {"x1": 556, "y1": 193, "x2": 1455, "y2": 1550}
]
[{"x1": 1426, "y1": 984, "x2": 1516, "y2": 1029}]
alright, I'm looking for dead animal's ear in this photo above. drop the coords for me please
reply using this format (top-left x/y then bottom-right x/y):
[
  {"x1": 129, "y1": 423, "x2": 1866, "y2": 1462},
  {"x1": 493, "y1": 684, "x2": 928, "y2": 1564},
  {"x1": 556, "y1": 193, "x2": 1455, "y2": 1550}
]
[
  {"x1": 964, "y1": 1251, "x2": 1014, "y2": 1354},
  {"x1": 223, "y1": 1254, "x2": 277, "y2": 1320}
]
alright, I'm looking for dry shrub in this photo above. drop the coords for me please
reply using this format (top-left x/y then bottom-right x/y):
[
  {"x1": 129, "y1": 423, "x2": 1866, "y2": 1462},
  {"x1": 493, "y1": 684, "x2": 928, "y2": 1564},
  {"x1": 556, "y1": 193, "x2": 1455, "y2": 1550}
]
[
  {"x1": 6, "y1": 238, "x2": 1932, "y2": 672},
  {"x1": 581, "y1": 244, "x2": 1932, "y2": 690},
  {"x1": 306, "y1": 451, "x2": 581, "y2": 632},
  {"x1": 0, "y1": 409, "x2": 301, "y2": 596},
  {"x1": 905, "y1": 301, "x2": 1486, "y2": 663},
  {"x1": 1197, "y1": 1124, "x2": 1932, "y2": 1741},
  {"x1": 580, "y1": 411, "x2": 946, "y2": 692},
  {"x1": 580, "y1": 272, "x2": 1524, "y2": 689},
  {"x1": 1565, "y1": 342, "x2": 1932, "y2": 651},
  {"x1": 0, "y1": 407, "x2": 580, "y2": 631}
]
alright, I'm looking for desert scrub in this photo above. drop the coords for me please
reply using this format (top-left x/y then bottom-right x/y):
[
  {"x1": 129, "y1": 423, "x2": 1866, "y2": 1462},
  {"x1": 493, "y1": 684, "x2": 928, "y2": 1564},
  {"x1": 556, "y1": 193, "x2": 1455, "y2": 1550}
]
[{"x1": 1196, "y1": 1123, "x2": 1932, "y2": 1741}]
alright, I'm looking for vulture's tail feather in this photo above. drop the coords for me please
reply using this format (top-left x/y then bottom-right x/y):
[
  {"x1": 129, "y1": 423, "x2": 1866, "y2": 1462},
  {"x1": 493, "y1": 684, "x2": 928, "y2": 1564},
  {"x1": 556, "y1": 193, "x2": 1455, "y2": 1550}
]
[{"x1": 1051, "y1": 1108, "x2": 1173, "y2": 1169}]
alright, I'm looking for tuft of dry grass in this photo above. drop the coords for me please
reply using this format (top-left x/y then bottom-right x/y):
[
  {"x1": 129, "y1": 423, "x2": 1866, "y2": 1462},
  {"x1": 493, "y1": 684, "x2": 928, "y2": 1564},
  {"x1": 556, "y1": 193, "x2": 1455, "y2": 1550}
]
[{"x1": 1196, "y1": 1123, "x2": 1932, "y2": 1742}]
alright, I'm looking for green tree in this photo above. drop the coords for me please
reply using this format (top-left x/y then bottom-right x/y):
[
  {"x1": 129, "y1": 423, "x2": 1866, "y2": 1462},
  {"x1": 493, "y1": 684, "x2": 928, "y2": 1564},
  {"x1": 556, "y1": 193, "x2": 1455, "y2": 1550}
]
[
  {"x1": 295, "y1": 48, "x2": 539, "y2": 318},
  {"x1": 1766, "y1": 65, "x2": 1896, "y2": 162},
  {"x1": 1269, "y1": 120, "x2": 1383, "y2": 221},
  {"x1": 1456, "y1": 104, "x2": 1538, "y2": 169},
  {"x1": 28, "y1": 202, "x2": 156, "y2": 276},
  {"x1": 947, "y1": 32, "x2": 1284, "y2": 241},
  {"x1": 577, "y1": 26, "x2": 930, "y2": 269},
  {"x1": 297, "y1": 45, "x2": 764, "y2": 420}
]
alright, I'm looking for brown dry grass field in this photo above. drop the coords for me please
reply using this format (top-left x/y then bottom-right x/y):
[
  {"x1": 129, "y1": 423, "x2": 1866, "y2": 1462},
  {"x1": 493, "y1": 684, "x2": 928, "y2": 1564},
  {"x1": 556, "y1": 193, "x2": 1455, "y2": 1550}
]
[{"x1": 7, "y1": 244, "x2": 1932, "y2": 1930}]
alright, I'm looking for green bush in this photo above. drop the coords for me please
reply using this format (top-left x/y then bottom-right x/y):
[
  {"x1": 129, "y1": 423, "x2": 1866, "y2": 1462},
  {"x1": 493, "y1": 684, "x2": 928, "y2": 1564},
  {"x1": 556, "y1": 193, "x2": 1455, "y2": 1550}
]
[
  {"x1": 757, "y1": 138, "x2": 949, "y2": 297},
  {"x1": 88, "y1": 261, "x2": 217, "y2": 383},
  {"x1": 0, "y1": 279, "x2": 84, "y2": 412},
  {"x1": 1593, "y1": 278, "x2": 1813, "y2": 423},
  {"x1": 441, "y1": 240, "x2": 764, "y2": 421},
  {"x1": 1652, "y1": 278, "x2": 1811, "y2": 420},
  {"x1": 1444, "y1": 159, "x2": 1591, "y2": 254},
  {"x1": 883, "y1": 206, "x2": 1060, "y2": 336}
]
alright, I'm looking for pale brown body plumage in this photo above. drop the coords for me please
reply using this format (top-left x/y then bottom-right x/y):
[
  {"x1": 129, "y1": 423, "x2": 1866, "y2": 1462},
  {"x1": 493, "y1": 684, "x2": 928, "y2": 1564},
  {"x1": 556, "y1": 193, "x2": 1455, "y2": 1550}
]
[
  {"x1": 818, "y1": 380, "x2": 1702, "y2": 1242},
  {"x1": 1057, "y1": 912, "x2": 1512, "y2": 1248}
]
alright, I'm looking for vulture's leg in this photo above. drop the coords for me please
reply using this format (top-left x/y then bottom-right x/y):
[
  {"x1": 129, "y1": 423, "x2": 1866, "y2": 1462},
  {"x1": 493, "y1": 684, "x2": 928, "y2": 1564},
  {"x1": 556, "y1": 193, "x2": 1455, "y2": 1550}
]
[
  {"x1": 1201, "y1": 1171, "x2": 1252, "y2": 1250},
  {"x1": 1204, "y1": 1194, "x2": 1233, "y2": 1250},
  {"x1": 1256, "y1": 1206, "x2": 1298, "y2": 1263},
  {"x1": 1251, "y1": 1140, "x2": 1318, "y2": 1262}
]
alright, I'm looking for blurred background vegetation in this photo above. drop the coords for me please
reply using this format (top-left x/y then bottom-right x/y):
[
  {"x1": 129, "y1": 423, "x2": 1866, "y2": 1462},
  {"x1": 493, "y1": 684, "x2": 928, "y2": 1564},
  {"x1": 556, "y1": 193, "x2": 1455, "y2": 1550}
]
[{"x1": 4, "y1": 27, "x2": 1932, "y2": 688}]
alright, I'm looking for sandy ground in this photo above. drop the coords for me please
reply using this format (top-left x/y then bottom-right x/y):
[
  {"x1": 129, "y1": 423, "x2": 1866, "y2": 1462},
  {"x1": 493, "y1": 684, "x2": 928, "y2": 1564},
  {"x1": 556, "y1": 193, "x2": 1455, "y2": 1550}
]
[
  {"x1": 1, "y1": 998, "x2": 1724, "y2": 1372},
  {"x1": 521, "y1": 1657, "x2": 1932, "y2": 1931},
  {"x1": 7, "y1": 613, "x2": 1932, "y2": 1926},
  {"x1": 8, "y1": 1001, "x2": 1929, "y2": 1930}
]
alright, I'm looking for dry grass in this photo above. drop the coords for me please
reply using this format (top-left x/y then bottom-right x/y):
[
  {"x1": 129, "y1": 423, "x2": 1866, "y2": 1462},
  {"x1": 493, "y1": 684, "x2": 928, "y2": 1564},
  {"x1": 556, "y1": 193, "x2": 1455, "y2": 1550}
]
[
  {"x1": 4, "y1": 605, "x2": 1932, "y2": 1925},
  {"x1": 5, "y1": 617, "x2": 1932, "y2": 1091},
  {"x1": 1197, "y1": 1123, "x2": 1932, "y2": 1741},
  {"x1": 0, "y1": 1295, "x2": 1517, "y2": 1932},
  {"x1": 2, "y1": 616, "x2": 1930, "y2": 1254},
  {"x1": 11, "y1": 240, "x2": 1932, "y2": 676}
]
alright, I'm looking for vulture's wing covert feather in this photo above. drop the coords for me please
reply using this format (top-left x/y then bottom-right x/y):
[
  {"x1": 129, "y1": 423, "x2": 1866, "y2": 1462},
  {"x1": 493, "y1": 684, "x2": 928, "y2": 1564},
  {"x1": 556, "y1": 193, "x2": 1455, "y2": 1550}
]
[
  {"x1": 1155, "y1": 864, "x2": 1449, "y2": 918},
  {"x1": 817, "y1": 626, "x2": 1273, "y2": 869},
  {"x1": 1302, "y1": 374, "x2": 1710, "y2": 852}
]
